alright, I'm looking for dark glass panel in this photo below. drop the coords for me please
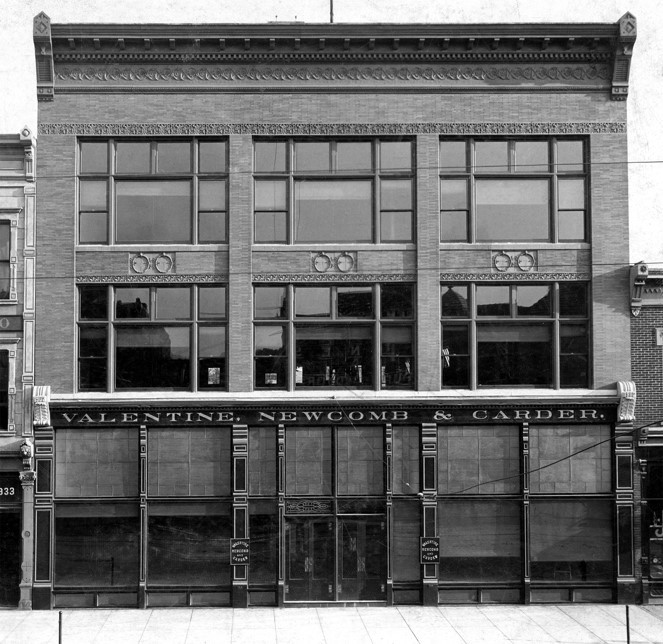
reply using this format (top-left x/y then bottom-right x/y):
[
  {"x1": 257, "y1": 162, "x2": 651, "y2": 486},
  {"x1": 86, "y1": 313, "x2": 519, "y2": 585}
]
[
  {"x1": 440, "y1": 178, "x2": 467, "y2": 209},
  {"x1": 36, "y1": 460, "x2": 52, "y2": 494},
  {"x1": 79, "y1": 327, "x2": 107, "y2": 361},
  {"x1": 80, "y1": 180, "x2": 107, "y2": 209},
  {"x1": 0, "y1": 264, "x2": 8, "y2": 300},
  {"x1": 559, "y1": 283, "x2": 588, "y2": 317},
  {"x1": 55, "y1": 509, "x2": 140, "y2": 587},
  {"x1": 156, "y1": 141, "x2": 191, "y2": 173},
  {"x1": 199, "y1": 286, "x2": 226, "y2": 319},
  {"x1": 294, "y1": 141, "x2": 330, "y2": 172},
  {"x1": 438, "y1": 501, "x2": 521, "y2": 581},
  {"x1": 441, "y1": 285, "x2": 469, "y2": 317},
  {"x1": 249, "y1": 502, "x2": 279, "y2": 584},
  {"x1": 198, "y1": 210, "x2": 227, "y2": 243},
  {"x1": 285, "y1": 427, "x2": 332, "y2": 495},
  {"x1": 557, "y1": 140, "x2": 585, "y2": 172},
  {"x1": 530, "y1": 500, "x2": 614, "y2": 581},
  {"x1": 255, "y1": 212, "x2": 287, "y2": 243},
  {"x1": 558, "y1": 178, "x2": 585, "y2": 209},
  {"x1": 0, "y1": 351, "x2": 7, "y2": 429},
  {"x1": 199, "y1": 140, "x2": 227, "y2": 173},
  {"x1": 441, "y1": 210, "x2": 468, "y2": 242},
  {"x1": 199, "y1": 179, "x2": 226, "y2": 210},
  {"x1": 560, "y1": 354, "x2": 588, "y2": 388},
  {"x1": 380, "y1": 141, "x2": 412, "y2": 172},
  {"x1": 295, "y1": 287, "x2": 331, "y2": 318},
  {"x1": 381, "y1": 179, "x2": 411, "y2": 210},
  {"x1": 516, "y1": 285, "x2": 551, "y2": 316},
  {"x1": 80, "y1": 141, "x2": 108, "y2": 173},
  {"x1": 515, "y1": 141, "x2": 549, "y2": 172},
  {"x1": 248, "y1": 429, "x2": 277, "y2": 495},
  {"x1": 294, "y1": 181, "x2": 372, "y2": 243},
  {"x1": 79, "y1": 212, "x2": 108, "y2": 244},
  {"x1": 381, "y1": 284, "x2": 413, "y2": 318},
  {"x1": 475, "y1": 141, "x2": 508, "y2": 172},
  {"x1": 35, "y1": 511, "x2": 51, "y2": 581},
  {"x1": 254, "y1": 286, "x2": 286, "y2": 319},
  {"x1": 616, "y1": 454, "x2": 633, "y2": 490},
  {"x1": 198, "y1": 326, "x2": 226, "y2": 389},
  {"x1": 337, "y1": 426, "x2": 384, "y2": 495},
  {"x1": 255, "y1": 141, "x2": 287, "y2": 173},
  {"x1": 392, "y1": 426, "x2": 419, "y2": 494},
  {"x1": 116, "y1": 180, "x2": 191, "y2": 243},
  {"x1": 80, "y1": 285, "x2": 108, "y2": 319},
  {"x1": 115, "y1": 326, "x2": 190, "y2": 389},
  {"x1": 477, "y1": 324, "x2": 552, "y2": 386},
  {"x1": 392, "y1": 500, "x2": 420, "y2": 582},
  {"x1": 442, "y1": 324, "x2": 470, "y2": 387},
  {"x1": 558, "y1": 210, "x2": 586, "y2": 241},
  {"x1": 295, "y1": 325, "x2": 373, "y2": 387},
  {"x1": 560, "y1": 323, "x2": 589, "y2": 354},
  {"x1": 115, "y1": 287, "x2": 150, "y2": 318},
  {"x1": 336, "y1": 142, "x2": 371, "y2": 172},
  {"x1": 381, "y1": 326, "x2": 414, "y2": 389},
  {"x1": 476, "y1": 285, "x2": 510, "y2": 316},
  {"x1": 442, "y1": 324, "x2": 469, "y2": 355},
  {"x1": 337, "y1": 286, "x2": 373, "y2": 318},
  {"x1": 116, "y1": 142, "x2": 151, "y2": 174},
  {"x1": 618, "y1": 505, "x2": 634, "y2": 577},
  {"x1": 255, "y1": 325, "x2": 287, "y2": 388},
  {"x1": 439, "y1": 140, "x2": 467, "y2": 172},
  {"x1": 476, "y1": 179, "x2": 549, "y2": 241},
  {"x1": 380, "y1": 210, "x2": 412, "y2": 242},
  {"x1": 155, "y1": 287, "x2": 190, "y2": 320}
]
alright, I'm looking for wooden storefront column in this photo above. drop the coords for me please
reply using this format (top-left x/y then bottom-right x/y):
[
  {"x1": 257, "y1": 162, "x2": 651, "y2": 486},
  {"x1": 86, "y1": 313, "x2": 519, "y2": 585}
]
[
  {"x1": 385, "y1": 424, "x2": 394, "y2": 605},
  {"x1": 232, "y1": 424, "x2": 249, "y2": 607},
  {"x1": 32, "y1": 425, "x2": 54, "y2": 609},
  {"x1": 138, "y1": 426, "x2": 147, "y2": 608},
  {"x1": 522, "y1": 422, "x2": 531, "y2": 604},
  {"x1": 421, "y1": 423, "x2": 437, "y2": 605},
  {"x1": 277, "y1": 424, "x2": 286, "y2": 606}
]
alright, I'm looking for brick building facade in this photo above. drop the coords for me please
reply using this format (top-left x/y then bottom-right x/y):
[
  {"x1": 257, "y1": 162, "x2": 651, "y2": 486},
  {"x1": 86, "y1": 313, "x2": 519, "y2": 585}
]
[{"x1": 25, "y1": 11, "x2": 642, "y2": 608}]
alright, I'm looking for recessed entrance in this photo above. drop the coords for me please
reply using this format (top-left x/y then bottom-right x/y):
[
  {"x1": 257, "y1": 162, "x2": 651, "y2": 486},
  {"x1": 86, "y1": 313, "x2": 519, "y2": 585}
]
[{"x1": 0, "y1": 511, "x2": 21, "y2": 606}]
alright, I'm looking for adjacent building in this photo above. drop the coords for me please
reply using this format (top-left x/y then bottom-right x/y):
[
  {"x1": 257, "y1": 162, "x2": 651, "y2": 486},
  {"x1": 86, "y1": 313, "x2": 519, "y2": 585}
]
[{"x1": 29, "y1": 11, "x2": 639, "y2": 609}]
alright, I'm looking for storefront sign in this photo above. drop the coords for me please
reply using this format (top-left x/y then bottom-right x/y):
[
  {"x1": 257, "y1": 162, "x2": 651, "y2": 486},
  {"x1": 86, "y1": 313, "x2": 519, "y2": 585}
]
[
  {"x1": 53, "y1": 405, "x2": 612, "y2": 427},
  {"x1": 420, "y1": 537, "x2": 440, "y2": 564},
  {"x1": 230, "y1": 539, "x2": 250, "y2": 565},
  {"x1": 0, "y1": 473, "x2": 21, "y2": 502}
]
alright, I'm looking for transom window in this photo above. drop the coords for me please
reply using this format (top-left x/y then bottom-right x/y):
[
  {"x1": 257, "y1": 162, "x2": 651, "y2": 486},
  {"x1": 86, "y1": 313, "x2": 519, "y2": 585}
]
[
  {"x1": 78, "y1": 138, "x2": 228, "y2": 244},
  {"x1": 254, "y1": 283, "x2": 415, "y2": 390},
  {"x1": 254, "y1": 139, "x2": 414, "y2": 244},
  {"x1": 78, "y1": 284, "x2": 227, "y2": 391},
  {"x1": 440, "y1": 138, "x2": 587, "y2": 243},
  {"x1": 441, "y1": 282, "x2": 589, "y2": 388}
]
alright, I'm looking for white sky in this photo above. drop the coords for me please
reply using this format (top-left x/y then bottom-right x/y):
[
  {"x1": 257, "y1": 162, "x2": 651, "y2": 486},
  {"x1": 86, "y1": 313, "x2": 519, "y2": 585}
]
[{"x1": 1, "y1": 0, "x2": 661, "y2": 264}]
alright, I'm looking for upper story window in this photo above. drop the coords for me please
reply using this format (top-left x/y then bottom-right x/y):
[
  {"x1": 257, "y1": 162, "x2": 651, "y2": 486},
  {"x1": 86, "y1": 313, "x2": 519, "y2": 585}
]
[
  {"x1": 78, "y1": 284, "x2": 227, "y2": 391},
  {"x1": 78, "y1": 139, "x2": 228, "y2": 245},
  {"x1": 0, "y1": 147, "x2": 24, "y2": 173},
  {"x1": 254, "y1": 139, "x2": 414, "y2": 244},
  {"x1": 440, "y1": 138, "x2": 587, "y2": 243}
]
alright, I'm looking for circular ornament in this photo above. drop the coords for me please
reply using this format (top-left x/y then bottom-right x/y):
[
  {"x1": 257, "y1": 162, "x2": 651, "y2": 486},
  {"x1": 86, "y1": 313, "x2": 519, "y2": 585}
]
[
  {"x1": 313, "y1": 252, "x2": 332, "y2": 273},
  {"x1": 336, "y1": 252, "x2": 355, "y2": 273},
  {"x1": 493, "y1": 252, "x2": 512, "y2": 272},
  {"x1": 154, "y1": 253, "x2": 173, "y2": 274},
  {"x1": 131, "y1": 254, "x2": 150, "y2": 274},
  {"x1": 517, "y1": 252, "x2": 535, "y2": 272}
]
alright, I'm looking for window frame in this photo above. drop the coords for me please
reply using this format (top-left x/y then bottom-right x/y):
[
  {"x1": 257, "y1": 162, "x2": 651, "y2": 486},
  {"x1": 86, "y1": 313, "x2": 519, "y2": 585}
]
[
  {"x1": 0, "y1": 215, "x2": 18, "y2": 302},
  {"x1": 77, "y1": 138, "x2": 229, "y2": 245},
  {"x1": 439, "y1": 137, "x2": 588, "y2": 243},
  {"x1": 0, "y1": 339, "x2": 19, "y2": 432},
  {"x1": 253, "y1": 138, "x2": 415, "y2": 244}
]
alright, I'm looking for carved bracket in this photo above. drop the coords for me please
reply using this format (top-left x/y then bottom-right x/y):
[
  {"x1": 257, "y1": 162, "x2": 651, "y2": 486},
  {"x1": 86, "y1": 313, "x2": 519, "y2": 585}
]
[{"x1": 617, "y1": 381, "x2": 636, "y2": 423}]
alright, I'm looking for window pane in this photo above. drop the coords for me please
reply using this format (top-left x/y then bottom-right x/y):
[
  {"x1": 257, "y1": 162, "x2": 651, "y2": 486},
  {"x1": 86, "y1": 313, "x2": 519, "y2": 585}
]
[
  {"x1": 442, "y1": 325, "x2": 470, "y2": 386},
  {"x1": 295, "y1": 287, "x2": 330, "y2": 317},
  {"x1": 559, "y1": 283, "x2": 588, "y2": 317},
  {"x1": 381, "y1": 179, "x2": 411, "y2": 210},
  {"x1": 255, "y1": 180, "x2": 286, "y2": 210},
  {"x1": 198, "y1": 327, "x2": 226, "y2": 388},
  {"x1": 438, "y1": 501, "x2": 521, "y2": 581},
  {"x1": 116, "y1": 142, "x2": 151, "y2": 173},
  {"x1": 336, "y1": 142, "x2": 371, "y2": 172},
  {"x1": 116, "y1": 326, "x2": 190, "y2": 388},
  {"x1": 440, "y1": 179, "x2": 467, "y2": 209},
  {"x1": 80, "y1": 212, "x2": 108, "y2": 244},
  {"x1": 199, "y1": 140, "x2": 227, "y2": 173},
  {"x1": 199, "y1": 211, "x2": 227, "y2": 243},
  {"x1": 80, "y1": 181, "x2": 107, "y2": 209},
  {"x1": 381, "y1": 326, "x2": 413, "y2": 388},
  {"x1": 80, "y1": 141, "x2": 108, "y2": 173},
  {"x1": 294, "y1": 181, "x2": 372, "y2": 243},
  {"x1": 155, "y1": 287, "x2": 191, "y2": 320},
  {"x1": 381, "y1": 211, "x2": 412, "y2": 242},
  {"x1": 558, "y1": 178, "x2": 585, "y2": 209},
  {"x1": 381, "y1": 284, "x2": 413, "y2": 318},
  {"x1": 285, "y1": 427, "x2": 332, "y2": 495},
  {"x1": 199, "y1": 286, "x2": 226, "y2": 318},
  {"x1": 79, "y1": 327, "x2": 107, "y2": 390},
  {"x1": 115, "y1": 288, "x2": 150, "y2": 318},
  {"x1": 116, "y1": 181, "x2": 191, "y2": 243},
  {"x1": 255, "y1": 141, "x2": 287, "y2": 173},
  {"x1": 439, "y1": 140, "x2": 466, "y2": 172},
  {"x1": 295, "y1": 142, "x2": 330, "y2": 172},
  {"x1": 79, "y1": 326, "x2": 107, "y2": 358},
  {"x1": 392, "y1": 501, "x2": 420, "y2": 581},
  {"x1": 381, "y1": 141, "x2": 412, "y2": 172},
  {"x1": 337, "y1": 287, "x2": 373, "y2": 318},
  {"x1": 559, "y1": 210, "x2": 585, "y2": 241},
  {"x1": 476, "y1": 285, "x2": 510, "y2": 316},
  {"x1": 80, "y1": 286, "x2": 108, "y2": 319},
  {"x1": 441, "y1": 285, "x2": 469, "y2": 317},
  {"x1": 199, "y1": 180, "x2": 226, "y2": 210},
  {"x1": 255, "y1": 325, "x2": 287, "y2": 388},
  {"x1": 156, "y1": 141, "x2": 191, "y2": 173},
  {"x1": 476, "y1": 179, "x2": 549, "y2": 241},
  {"x1": 530, "y1": 500, "x2": 613, "y2": 581},
  {"x1": 255, "y1": 287, "x2": 286, "y2": 319},
  {"x1": 557, "y1": 140, "x2": 584, "y2": 172},
  {"x1": 475, "y1": 141, "x2": 508, "y2": 172},
  {"x1": 249, "y1": 430, "x2": 277, "y2": 495},
  {"x1": 392, "y1": 426, "x2": 419, "y2": 494},
  {"x1": 249, "y1": 502, "x2": 279, "y2": 583},
  {"x1": 440, "y1": 211, "x2": 468, "y2": 242},
  {"x1": 516, "y1": 285, "x2": 551, "y2": 316},
  {"x1": 255, "y1": 212, "x2": 287, "y2": 243},
  {"x1": 337, "y1": 427, "x2": 384, "y2": 495},
  {"x1": 515, "y1": 141, "x2": 548, "y2": 172},
  {"x1": 477, "y1": 324, "x2": 552, "y2": 386}
]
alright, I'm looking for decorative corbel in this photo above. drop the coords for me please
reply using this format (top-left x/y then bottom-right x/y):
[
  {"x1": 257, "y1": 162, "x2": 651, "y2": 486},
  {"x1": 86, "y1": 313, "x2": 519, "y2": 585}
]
[
  {"x1": 630, "y1": 262, "x2": 648, "y2": 316},
  {"x1": 611, "y1": 12, "x2": 637, "y2": 101},
  {"x1": 617, "y1": 381, "x2": 637, "y2": 423},
  {"x1": 32, "y1": 385, "x2": 51, "y2": 427},
  {"x1": 33, "y1": 12, "x2": 54, "y2": 102}
]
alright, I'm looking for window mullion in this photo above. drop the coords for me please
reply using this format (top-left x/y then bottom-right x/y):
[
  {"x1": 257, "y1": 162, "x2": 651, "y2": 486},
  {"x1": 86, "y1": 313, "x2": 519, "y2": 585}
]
[
  {"x1": 192, "y1": 286, "x2": 199, "y2": 392},
  {"x1": 108, "y1": 286, "x2": 115, "y2": 393}
]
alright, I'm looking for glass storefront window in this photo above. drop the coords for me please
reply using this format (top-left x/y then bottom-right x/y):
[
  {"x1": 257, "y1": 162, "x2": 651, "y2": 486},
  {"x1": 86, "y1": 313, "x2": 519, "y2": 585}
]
[
  {"x1": 285, "y1": 427, "x2": 332, "y2": 496},
  {"x1": 336, "y1": 427, "x2": 384, "y2": 495}
]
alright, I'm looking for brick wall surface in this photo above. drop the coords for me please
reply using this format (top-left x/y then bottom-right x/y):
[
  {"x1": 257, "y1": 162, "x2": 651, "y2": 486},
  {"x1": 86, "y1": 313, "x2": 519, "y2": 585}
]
[{"x1": 632, "y1": 308, "x2": 663, "y2": 425}]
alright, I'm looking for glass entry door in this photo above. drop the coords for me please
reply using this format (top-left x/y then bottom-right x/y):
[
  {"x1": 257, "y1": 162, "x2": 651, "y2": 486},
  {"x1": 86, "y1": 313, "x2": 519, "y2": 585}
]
[
  {"x1": 285, "y1": 517, "x2": 335, "y2": 601},
  {"x1": 338, "y1": 517, "x2": 386, "y2": 601}
]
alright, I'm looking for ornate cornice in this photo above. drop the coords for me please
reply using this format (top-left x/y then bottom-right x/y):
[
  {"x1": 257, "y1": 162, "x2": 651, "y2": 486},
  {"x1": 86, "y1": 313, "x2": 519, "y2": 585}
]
[
  {"x1": 253, "y1": 273, "x2": 417, "y2": 283},
  {"x1": 39, "y1": 121, "x2": 626, "y2": 136},
  {"x1": 76, "y1": 273, "x2": 227, "y2": 284},
  {"x1": 440, "y1": 272, "x2": 591, "y2": 281}
]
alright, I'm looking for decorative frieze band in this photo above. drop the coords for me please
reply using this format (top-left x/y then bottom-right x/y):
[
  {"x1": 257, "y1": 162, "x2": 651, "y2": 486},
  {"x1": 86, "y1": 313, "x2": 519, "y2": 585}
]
[
  {"x1": 440, "y1": 272, "x2": 591, "y2": 281},
  {"x1": 253, "y1": 273, "x2": 417, "y2": 283},
  {"x1": 76, "y1": 273, "x2": 226, "y2": 284},
  {"x1": 40, "y1": 121, "x2": 627, "y2": 136}
]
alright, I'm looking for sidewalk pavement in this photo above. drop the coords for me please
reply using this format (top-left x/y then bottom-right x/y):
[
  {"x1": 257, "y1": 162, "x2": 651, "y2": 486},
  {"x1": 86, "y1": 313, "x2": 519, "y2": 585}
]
[{"x1": 1, "y1": 604, "x2": 663, "y2": 644}]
